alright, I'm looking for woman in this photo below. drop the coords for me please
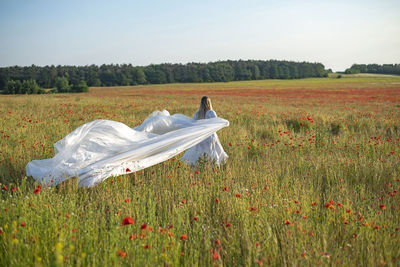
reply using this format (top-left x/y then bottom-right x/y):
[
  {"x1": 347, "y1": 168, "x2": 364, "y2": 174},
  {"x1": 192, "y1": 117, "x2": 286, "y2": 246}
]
[
  {"x1": 26, "y1": 97, "x2": 229, "y2": 187},
  {"x1": 181, "y1": 96, "x2": 228, "y2": 166}
]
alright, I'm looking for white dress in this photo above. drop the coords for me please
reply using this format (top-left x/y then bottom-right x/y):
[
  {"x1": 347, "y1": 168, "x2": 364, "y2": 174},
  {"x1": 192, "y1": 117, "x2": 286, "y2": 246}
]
[
  {"x1": 25, "y1": 110, "x2": 229, "y2": 187},
  {"x1": 181, "y1": 110, "x2": 228, "y2": 166}
]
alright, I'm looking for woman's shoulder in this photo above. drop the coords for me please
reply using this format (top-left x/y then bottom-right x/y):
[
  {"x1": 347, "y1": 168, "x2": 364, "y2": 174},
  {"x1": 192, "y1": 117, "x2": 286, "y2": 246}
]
[{"x1": 205, "y1": 110, "x2": 217, "y2": 118}]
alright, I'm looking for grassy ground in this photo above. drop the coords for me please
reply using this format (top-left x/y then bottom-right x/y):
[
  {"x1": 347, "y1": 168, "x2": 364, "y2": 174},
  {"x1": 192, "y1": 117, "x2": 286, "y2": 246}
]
[{"x1": 1, "y1": 77, "x2": 399, "y2": 266}]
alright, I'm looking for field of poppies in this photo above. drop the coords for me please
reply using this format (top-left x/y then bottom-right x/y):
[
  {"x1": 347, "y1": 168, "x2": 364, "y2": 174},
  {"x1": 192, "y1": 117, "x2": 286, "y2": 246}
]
[{"x1": 1, "y1": 75, "x2": 399, "y2": 266}]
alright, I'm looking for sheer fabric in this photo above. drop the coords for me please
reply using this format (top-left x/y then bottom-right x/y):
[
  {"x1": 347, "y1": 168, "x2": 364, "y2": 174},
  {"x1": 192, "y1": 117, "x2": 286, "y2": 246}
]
[
  {"x1": 26, "y1": 110, "x2": 229, "y2": 187},
  {"x1": 181, "y1": 110, "x2": 228, "y2": 166}
]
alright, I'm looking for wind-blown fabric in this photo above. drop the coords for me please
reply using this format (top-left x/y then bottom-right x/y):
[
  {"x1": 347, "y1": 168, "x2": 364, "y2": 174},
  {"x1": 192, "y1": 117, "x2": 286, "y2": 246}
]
[
  {"x1": 26, "y1": 110, "x2": 229, "y2": 187},
  {"x1": 181, "y1": 110, "x2": 228, "y2": 165}
]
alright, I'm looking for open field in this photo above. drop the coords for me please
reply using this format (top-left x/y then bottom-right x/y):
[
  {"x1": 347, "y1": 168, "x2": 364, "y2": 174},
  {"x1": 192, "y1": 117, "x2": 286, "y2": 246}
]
[{"x1": 1, "y1": 76, "x2": 400, "y2": 266}]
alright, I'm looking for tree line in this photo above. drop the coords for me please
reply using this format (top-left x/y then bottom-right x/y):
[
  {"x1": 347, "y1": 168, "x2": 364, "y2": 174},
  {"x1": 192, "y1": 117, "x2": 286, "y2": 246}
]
[
  {"x1": 0, "y1": 60, "x2": 328, "y2": 94},
  {"x1": 345, "y1": 64, "x2": 400, "y2": 75}
]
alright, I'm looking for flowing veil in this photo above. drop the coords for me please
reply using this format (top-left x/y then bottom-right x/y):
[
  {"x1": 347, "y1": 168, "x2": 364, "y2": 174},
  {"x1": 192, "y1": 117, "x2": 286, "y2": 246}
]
[{"x1": 26, "y1": 110, "x2": 229, "y2": 187}]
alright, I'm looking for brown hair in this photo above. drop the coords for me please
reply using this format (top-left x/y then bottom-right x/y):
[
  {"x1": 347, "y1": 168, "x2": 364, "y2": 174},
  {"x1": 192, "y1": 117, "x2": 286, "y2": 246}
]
[{"x1": 196, "y1": 96, "x2": 213, "y2": 120}]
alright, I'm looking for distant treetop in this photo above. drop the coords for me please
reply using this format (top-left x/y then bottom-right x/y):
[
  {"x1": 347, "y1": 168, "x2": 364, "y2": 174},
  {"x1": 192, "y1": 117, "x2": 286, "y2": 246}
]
[{"x1": 0, "y1": 60, "x2": 329, "y2": 92}]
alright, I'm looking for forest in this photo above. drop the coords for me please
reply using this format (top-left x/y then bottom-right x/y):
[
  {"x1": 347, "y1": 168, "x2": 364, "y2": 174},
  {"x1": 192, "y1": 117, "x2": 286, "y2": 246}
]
[
  {"x1": 0, "y1": 60, "x2": 328, "y2": 94},
  {"x1": 345, "y1": 63, "x2": 400, "y2": 75}
]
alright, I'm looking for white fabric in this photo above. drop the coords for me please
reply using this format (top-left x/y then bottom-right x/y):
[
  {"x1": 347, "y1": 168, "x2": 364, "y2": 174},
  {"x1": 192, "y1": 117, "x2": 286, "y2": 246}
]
[
  {"x1": 25, "y1": 110, "x2": 229, "y2": 187},
  {"x1": 181, "y1": 110, "x2": 228, "y2": 166}
]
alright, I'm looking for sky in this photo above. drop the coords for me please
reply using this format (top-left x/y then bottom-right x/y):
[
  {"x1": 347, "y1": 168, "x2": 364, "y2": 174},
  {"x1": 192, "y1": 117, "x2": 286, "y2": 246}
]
[{"x1": 0, "y1": 0, "x2": 399, "y2": 71}]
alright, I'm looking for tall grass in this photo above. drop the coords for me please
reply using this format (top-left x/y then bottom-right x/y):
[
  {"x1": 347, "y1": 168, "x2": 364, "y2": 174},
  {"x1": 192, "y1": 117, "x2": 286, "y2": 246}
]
[{"x1": 0, "y1": 78, "x2": 399, "y2": 266}]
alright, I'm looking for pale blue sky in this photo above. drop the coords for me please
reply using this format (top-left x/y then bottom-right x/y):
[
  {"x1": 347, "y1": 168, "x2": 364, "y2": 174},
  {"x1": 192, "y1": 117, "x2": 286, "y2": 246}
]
[{"x1": 0, "y1": 0, "x2": 399, "y2": 71}]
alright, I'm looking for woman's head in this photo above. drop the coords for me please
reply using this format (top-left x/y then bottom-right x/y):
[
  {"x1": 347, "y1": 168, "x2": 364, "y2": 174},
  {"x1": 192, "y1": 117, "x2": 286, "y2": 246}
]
[
  {"x1": 197, "y1": 96, "x2": 213, "y2": 119},
  {"x1": 200, "y1": 96, "x2": 213, "y2": 111}
]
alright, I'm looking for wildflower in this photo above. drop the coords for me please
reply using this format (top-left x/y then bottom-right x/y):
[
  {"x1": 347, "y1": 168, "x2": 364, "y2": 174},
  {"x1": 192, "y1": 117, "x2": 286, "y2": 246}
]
[
  {"x1": 181, "y1": 200, "x2": 186, "y2": 204},
  {"x1": 122, "y1": 217, "x2": 134, "y2": 226},
  {"x1": 194, "y1": 217, "x2": 198, "y2": 221},
  {"x1": 125, "y1": 199, "x2": 130, "y2": 203},
  {"x1": 141, "y1": 224, "x2": 147, "y2": 230},
  {"x1": 212, "y1": 252, "x2": 219, "y2": 260},
  {"x1": 379, "y1": 205, "x2": 386, "y2": 210},
  {"x1": 33, "y1": 185, "x2": 41, "y2": 194},
  {"x1": 2, "y1": 185, "x2": 7, "y2": 191},
  {"x1": 144, "y1": 244, "x2": 151, "y2": 249},
  {"x1": 285, "y1": 220, "x2": 292, "y2": 225},
  {"x1": 21, "y1": 222, "x2": 26, "y2": 227},
  {"x1": 180, "y1": 234, "x2": 187, "y2": 241},
  {"x1": 312, "y1": 202, "x2": 317, "y2": 206},
  {"x1": 118, "y1": 250, "x2": 126, "y2": 258},
  {"x1": 346, "y1": 209, "x2": 352, "y2": 214},
  {"x1": 11, "y1": 187, "x2": 18, "y2": 192},
  {"x1": 214, "y1": 240, "x2": 221, "y2": 245},
  {"x1": 225, "y1": 223, "x2": 232, "y2": 228},
  {"x1": 129, "y1": 234, "x2": 135, "y2": 240},
  {"x1": 126, "y1": 168, "x2": 131, "y2": 172},
  {"x1": 257, "y1": 260, "x2": 263, "y2": 265},
  {"x1": 235, "y1": 193, "x2": 241, "y2": 198}
]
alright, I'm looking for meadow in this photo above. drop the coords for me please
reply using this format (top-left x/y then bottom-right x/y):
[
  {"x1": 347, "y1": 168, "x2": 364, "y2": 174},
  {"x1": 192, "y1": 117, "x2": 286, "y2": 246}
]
[{"x1": 0, "y1": 75, "x2": 399, "y2": 266}]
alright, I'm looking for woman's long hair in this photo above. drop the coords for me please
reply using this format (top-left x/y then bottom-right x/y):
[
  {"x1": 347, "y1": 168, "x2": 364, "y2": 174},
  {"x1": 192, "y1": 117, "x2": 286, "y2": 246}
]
[{"x1": 196, "y1": 96, "x2": 213, "y2": 120}]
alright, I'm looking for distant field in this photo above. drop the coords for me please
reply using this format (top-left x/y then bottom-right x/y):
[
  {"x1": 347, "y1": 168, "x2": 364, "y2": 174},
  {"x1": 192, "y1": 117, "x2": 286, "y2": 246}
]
[{"x1": 0, "y1": 77, "x2": 399, "y2": 266}]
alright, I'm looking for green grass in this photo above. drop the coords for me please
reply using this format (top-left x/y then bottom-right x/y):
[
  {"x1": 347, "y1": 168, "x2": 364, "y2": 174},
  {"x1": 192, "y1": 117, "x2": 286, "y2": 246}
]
[{"x1": 0, "y1": 78, "x2": 399, "y2": 266}]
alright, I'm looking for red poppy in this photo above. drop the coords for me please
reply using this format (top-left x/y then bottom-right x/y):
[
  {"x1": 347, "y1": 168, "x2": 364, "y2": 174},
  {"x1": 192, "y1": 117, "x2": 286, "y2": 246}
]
[
  {"x1": 194, "y1": 217, "x2": 198, "y2": 221},
  {"x1": 257, "y1": 260, "x2": 263, "y2": 266},
  {"x1": 125, "y1": 199, "x2": 130, "y2": 203},
  {"x1": 126, "y1": 168, "x2": 131, "y2": 172},
  {"x1": 129, "y1": 234, "x2": 136, "y2": 240},
  {"x1": 118, "y1": 250, "x2": 126, "y2": 258},
  {"x1": 214, "y1": 240, "x2": 221, "y2": 245},
  {"x1": 122, "y1": 217, "x2": 135, "y2": 226},
  {"x1": 346, "y1": 209, "x2": 352, "y2": 214},
  {"x1": 180, "y1": 234, "x2": 187, "y2": 241},
  {"x1": 225, "y1": 223, "x2": 232, "y2": 227},
  {"x1": 11, "y1": 187, "x2": 18, "y2": 192},
  {"x1": 212, "y1": 252, "x2": 219, "y2": 260},
  {"x1": 235, "y1": 193, "x2": 241, "y2": 198},
  {"x1": 21, "y1": 222, "x2": 26, "y2": 227},
  {"x1": 141, "y1": 224, "x2": 147, "y2": 230},
  {"x1": 181, "y1": 200, "x2": 186, "y2": 204},
  {"x1": 33, "y1": 185, "x2": 41, "y2": 194},
  {"x1": 379, "y1": 205, "x2": 386, "y2": 210},
  {"x1": 72, "y1": 228, "x2": 77, "y2": 232},
  {"x1": 144, "y1": 244, "x2": 151, "y2": 249},
  {"x1": 285, "y1": 220, "x2": 292, "y2": 225},
  {"x1": 2, "y1": 185, "x2": 7, "y2": 191},
  {"x1": 312, "y1": 202, "x2": 317, "y2": 206}
]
